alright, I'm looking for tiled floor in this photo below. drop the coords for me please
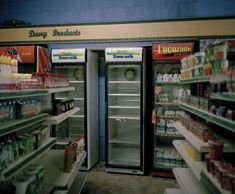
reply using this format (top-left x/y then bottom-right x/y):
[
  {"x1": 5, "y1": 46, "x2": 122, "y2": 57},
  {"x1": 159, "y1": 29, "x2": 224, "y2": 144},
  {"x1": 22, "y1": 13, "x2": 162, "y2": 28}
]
[{"x1": 83, "y1": 162, "x2": 179, "y2": 194}]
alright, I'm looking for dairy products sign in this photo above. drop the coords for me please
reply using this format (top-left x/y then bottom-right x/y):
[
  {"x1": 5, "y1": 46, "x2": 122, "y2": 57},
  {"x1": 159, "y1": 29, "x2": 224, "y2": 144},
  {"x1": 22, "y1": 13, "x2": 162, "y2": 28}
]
[
  {"x1": 152, "y1": 42, "x2": 194, "y2": 61},
  {"x1": 105, "y1": 47, "x2": 142, "y2": 62},
  {"x1": 52, "y1": 48, "x2": 86, "y2": 63}
]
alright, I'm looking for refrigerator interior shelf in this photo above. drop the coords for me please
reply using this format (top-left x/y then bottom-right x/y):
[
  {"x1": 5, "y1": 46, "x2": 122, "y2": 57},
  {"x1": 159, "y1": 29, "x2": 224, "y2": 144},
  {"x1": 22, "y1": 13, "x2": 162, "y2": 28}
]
[
  {"x1": 0, "y1": 138, "x2": 56, "y2": 181},
  {"x1": 37, "y1": 150, "x2": 86, "y2": 189},
  {"x1": 0, "y1": 113, "x2": 48, "y2": 137},
  {"x1": 107, "y1": 65, "x2": 140, "y2": 68},
  {"x1": 108, "y1": 105, "x2": 140, "y2": 109},
  {"x1": 47, "y1": 107, "x2": 80, "y2": 125},
  {"x1": 201, "y1": 169, "x2": 230, "y2": 194},
  {"x1": 173, "y1": 140, "x2": 206, "y2": 181},
  {"x1": 56, "y1": 97, "x2": 84, "y2": 101},
  {"x1": 156, "y1": 102, "x2": 180, "y2": 106},
  {"x1": 164, "y1": 188, "x2": 182, "y2": 194},
  {"x1": 174, "y1": 122, "x2": 209, "y2": 153},
  {"x1": 109, "y1": 133, "x2": 140, "y2": 145},
  {"x1": 108, "y1": 93, "x2": 140, "y2": 97},
  {"x1": 0, "y1": 89, "x2": 48, "y2": 100},
  {"x1": 180, "y1": 103, "x2": 235, "y2": 133},
  {"x1": 108, "y1": 81, "x2": 140, "y2": 84},
  {"x1": 109, "y1": 159, "x2": 140, "y2": 167},
  {"x1": 173, "y1": 168, "x2": 211, "y2": 194},
  {"x1": 108, "y1": 116, "x2": 140, "y2": 120},
  {"x1": 47, "y1": 87, "x2": 75, "y2": 93}
]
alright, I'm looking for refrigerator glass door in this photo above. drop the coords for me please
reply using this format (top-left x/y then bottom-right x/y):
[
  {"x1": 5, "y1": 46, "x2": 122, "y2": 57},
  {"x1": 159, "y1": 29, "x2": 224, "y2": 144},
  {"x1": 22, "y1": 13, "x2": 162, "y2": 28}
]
[
  {"x1": 54, "y1": 65, "x2": 85, "y2": 140},
  {"x1": 107, "y1": 64, "x2": 141, "y2": 167}
]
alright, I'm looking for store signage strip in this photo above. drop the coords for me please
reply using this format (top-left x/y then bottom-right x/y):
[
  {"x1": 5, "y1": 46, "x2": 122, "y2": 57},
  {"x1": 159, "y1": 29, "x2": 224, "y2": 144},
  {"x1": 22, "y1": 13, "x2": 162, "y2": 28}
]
[{"x1": 0, "y1": 19, "x2": 235, "y2": 44}]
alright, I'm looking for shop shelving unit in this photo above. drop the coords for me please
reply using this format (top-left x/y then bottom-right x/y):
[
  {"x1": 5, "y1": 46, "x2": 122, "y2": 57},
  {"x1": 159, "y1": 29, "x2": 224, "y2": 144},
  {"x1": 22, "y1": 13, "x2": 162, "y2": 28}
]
[
  {"x1": 0, "y1": 113, "x2": 48, "y2": 137},
  {"x1": 166, "y1": 41, "x2": 235, "y2": 194},
  {"x1": 0, "y1": 138, "x2": 56, "y2": 181},
  {"x1": 0, "y1": 86, "x2": 86, "y2": 193},
  {"x1": 173, "y1": 121, "x2": 235, "y2": 194}
]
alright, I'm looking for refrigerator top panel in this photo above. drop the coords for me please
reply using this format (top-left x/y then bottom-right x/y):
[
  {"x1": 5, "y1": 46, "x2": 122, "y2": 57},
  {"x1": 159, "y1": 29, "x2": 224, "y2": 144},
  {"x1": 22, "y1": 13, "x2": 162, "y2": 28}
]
[
  {"x1": 51, "y1": 48, "x2": 86, "y2": 63},
  {"x1": 105, "y1": 47, "x2": 142, "y2": 62}
]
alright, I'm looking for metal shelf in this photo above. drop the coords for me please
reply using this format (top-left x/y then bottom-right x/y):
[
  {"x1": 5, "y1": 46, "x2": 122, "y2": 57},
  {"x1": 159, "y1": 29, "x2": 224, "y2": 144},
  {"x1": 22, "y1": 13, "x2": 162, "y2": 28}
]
[
  {"x1": 201, "y1": 169, "x2": 230, "y2": 194},
  {"x1": 0, "y1": 113, "x2": 48, "y2": 137},
  {"x1": 180, "y1": 76, "x2": 211, "y2": 84},
  {"x1": 47, "y1": 87, "x2": 75, "y2": 93},
  {"x1": 180, "y1": 103, "x2": 235, "y2": 133},
  {"x1": 109, "y1": 159, "x2": 140, "y2": 166},
  {"x1": 174, "y1": 122, "x2": 209, "y2": 153},
  {"x1": 174, "y1": 122, "x2": 235, "y2": 153},
  {"x1": 0, "y1": 138, "x2": 56, "y2": 181},
  {"x1": 0, "y1": 89, "x2": 48, "y2": 100},
  {"x1": 173, "y1": 140, "x2": 206, "y2": 181},
  {"x1": 173, "y1": 168, "x2": 211, "y2": 194},
  {"x1": 47, "y1": 107, "x2": 80, "y2": 125},
  {"x1": 210, "y1": 92, "x2": 235, "y2": 102},
  {"x1": 38, "y1": 150, "x2": 86, "y2": 189}
]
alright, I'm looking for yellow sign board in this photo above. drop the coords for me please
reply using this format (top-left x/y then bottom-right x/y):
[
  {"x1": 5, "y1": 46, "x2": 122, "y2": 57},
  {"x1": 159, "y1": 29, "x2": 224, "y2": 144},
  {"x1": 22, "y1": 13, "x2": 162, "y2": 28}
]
[{"x1": 0, "y1": 18, "x2": 235, "y2": 44}]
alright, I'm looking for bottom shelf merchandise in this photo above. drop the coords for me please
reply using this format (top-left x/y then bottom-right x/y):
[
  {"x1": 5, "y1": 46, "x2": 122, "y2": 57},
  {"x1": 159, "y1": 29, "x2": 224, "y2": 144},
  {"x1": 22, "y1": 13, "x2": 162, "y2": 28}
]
[
  {"x1": 36, "y1": 150, "x2": 86, "y2": 190},
  {"x1": 154, "y1": 147, "x2": 187, "y2": 170}
]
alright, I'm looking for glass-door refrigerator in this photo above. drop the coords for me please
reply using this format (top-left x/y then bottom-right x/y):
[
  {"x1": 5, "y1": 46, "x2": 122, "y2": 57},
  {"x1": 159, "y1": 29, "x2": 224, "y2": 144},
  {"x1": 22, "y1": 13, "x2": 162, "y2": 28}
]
[
  {"x1": 51, "y1": 48, "x2": 99, "y2": 170},
  {"x1": 105, "y1": 47, "x2": 147, "y2": 175},
  {"x1": 152, "y1": 42, "x2": 195, "y2": 177}
]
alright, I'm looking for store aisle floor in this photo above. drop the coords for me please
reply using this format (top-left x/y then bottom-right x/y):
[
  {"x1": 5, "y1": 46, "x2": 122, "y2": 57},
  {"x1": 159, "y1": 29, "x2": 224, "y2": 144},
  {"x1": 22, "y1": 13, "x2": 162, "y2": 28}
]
[{"x1": 83, "y1": 162, "x2": 179, "y2": 194}]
